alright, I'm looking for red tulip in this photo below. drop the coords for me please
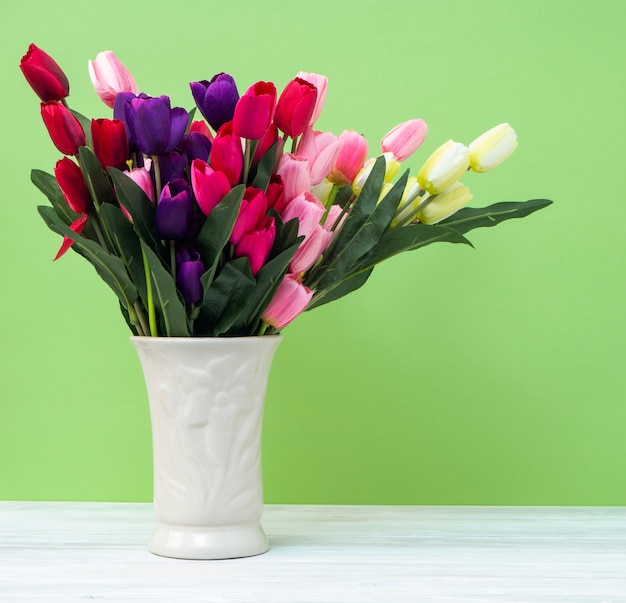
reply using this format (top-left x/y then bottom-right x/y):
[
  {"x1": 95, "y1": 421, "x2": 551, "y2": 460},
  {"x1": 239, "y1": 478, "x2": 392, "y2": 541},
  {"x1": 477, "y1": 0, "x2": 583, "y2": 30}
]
[
  {"x1": 189, "y1": 119, "x2": 214, "y2": 142},
  {"x1": 266, "y1": 174, "x2": 286, "y2": 214},
  {"x1": 261, "y1": 273, "x2": 314, "y2": 329},
  {"x1": 91, "y1": 118, "x2": 129, "y2": 170},
  {"x1": 295, "y1": 72, "x2": 328, "y2": 127},
  {"x1": 229, "y1": 187, "x2": 267, "y2": 246},
  {"x1": 20, "y1": 44, "x2": 69, "y2": 102},
  {"x1": 253, "y1": 122, "x2": 280, "y2": 163},
  {"x1": 209, "y1": 121, "x2": 243, "y2": 185},
  {"x1": 274, "y1": 78, "x2": 317, "y2": 138},
  {"x1": 53, "y1": 213, "x2": 88, "y2": 261},
  {"x1": 40, "y1": 101, "x2": 86, "y2": 156},
  {"x1": 54, "y1": 158, "x2": 92, "y2": 214},
  {"x1": 232, "y1": 81, "x2": 276, "y2": 140},
  {"x1": 234, "y1": 216, "x2": 276, "y2": 276},
  {"x1": 191, "y1": 158, "x2": 231, "y2": 216}
]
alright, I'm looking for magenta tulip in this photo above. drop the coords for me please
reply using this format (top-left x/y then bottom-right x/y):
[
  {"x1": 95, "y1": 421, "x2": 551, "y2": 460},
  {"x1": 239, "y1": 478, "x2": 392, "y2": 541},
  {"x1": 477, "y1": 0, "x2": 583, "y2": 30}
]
[
  {"x1": 276, "y1": 153, "x2": 310, "y2": 204},
  {"x1": 295, "y1": 72, "x2": 328, "y2": 127},
  {"x1": 261, "y1": 273, "x2": 314, "y2": 329},
  {"x1": 253, "y1": 122, "x2": 280, "y2": 163},
  {"x1": 234, "y1": 216, "x2": 276, "y2": 276},
  {"x1": 266, "y1": 174, "x2": 286, "y2": 214},
  {"x1": 229, "y1": 187, "x2": 267, "y2": 246},
  {"x1": 191, "y1": 158, "x2": 231, "y2": 216},
  {"x1": 88, "y1": 51, "x2": 138, "y2": 108},
  {"x1": 209, "y1": 121, "x2": 243, "y2": 186},
  {"x1": 20, "y1": 44, "x2": 69, "y2": 102},
  {"x1": 274, "y1": 77, "x2": 317, "y2": 138},
  {"x1": 54, "y1": 158, "x2": 92, "y2": 214},
  {"x1": 380, "y1": 119, "x2": 428, "y2": 161},
  {"x1": 328, "y1": 130, "x2": 368, "y2": 186},
  {"x1": 40, "y1": 101, "x2": 86, "y2": 156},
  {"x1": 54, "y1": 213, "x2": 88, "y2": 261},
  {"x1": 91, "y1": 118, "x2": 129, "y2": 170},
  {"x1": 232, "y1": 81, "x2": 276, "y2": 140}
]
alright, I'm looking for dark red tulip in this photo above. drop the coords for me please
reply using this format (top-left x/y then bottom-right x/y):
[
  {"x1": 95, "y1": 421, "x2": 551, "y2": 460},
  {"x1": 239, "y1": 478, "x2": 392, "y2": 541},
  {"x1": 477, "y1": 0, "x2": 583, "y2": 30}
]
[
  {"x1": 54, "y1": 214, "x2": 88, "y2": 261},
  {"x1": 40, "y1": 101, "x2": 85, "y2": 155},
  {"x1": 232, "y1": 81, "x2": 276, "y2": 140},
  {"x1": 91, "y1": 118, "x2": 129, "y2": 170},
  {"x1": 54, "y1": 158, "x2": 92, "y2": 214},
  {"x1": 274, "y1": 78, "x2": 317, "y2": 138},
  {"x1": 20, "y1": 44, "x2": 70, "y2": 102}
]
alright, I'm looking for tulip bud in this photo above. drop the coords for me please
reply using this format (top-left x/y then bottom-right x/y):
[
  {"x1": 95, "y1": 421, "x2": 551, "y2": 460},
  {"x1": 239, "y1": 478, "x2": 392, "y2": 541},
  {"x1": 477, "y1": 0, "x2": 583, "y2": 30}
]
[
  {"x1": 417, "y1": 140, "x2": 470, "y2": 195},
  {"x1": 328, "y1": 130, "x2": 368, "y2": 186},
  {"x1": 274, "y1": 78, "x2": 318, "y2": 138},
  {"x1": 229, "y1": 187, "x2": 268, "y2": 246},
  {"x1": 310, "y1": 179, "x2": 334, "y2": 206},
  {"x1": 91, "y1": 118, "x2": 129, "y2": 170},
  {"x1": 191, "y1": 158, "x2": 231, "y2": 216},
  {"x1": 54, "y1": 158, "x2": 92, "y2": 214},
  {"x1": 390, "y1": 177, "x2": 425, "y2": 228},
  {"x1": 20, "y1": 44, "x2": 69, "y2": 102},
  {"x1": 234, "y1": 216, "x2": 276, "y2": 276},
  {"x1": 232, "y1": 81, "x2": 277, "y2": 140},
  {"x1": 40, "y1": 101, "x2": 86, "y2": 155},
  {"x1": 380, "y1": 119, "x2": 428, "y2": 161},
  {"x1": 176, "y1": 247, "x2": 205, "y2": 304},
  {"x1": 155, "y1": 178, "x2": 192, "y2": 240},
  {"x1": 469, "y1": 123, "x2": 518, "y2": 173},
  {"x1": 417, "y1": 182, "x2": 473, "y2": 224},
  {"x1": 209, "y1": 121, "x2": 243, "y2": 186},
  {"x1": 190, "y1": 74, "x2": 239, "y2": 132},
  {"x1": 295, "y1": 72, "x2": 328, "y2": 127},
  {"x1": 124, "y1": 166, "x2": 155, "y2": 203},
  {"x1": 88, "y1": 51, "x2": 138, "y2": 108},
  {"x1": 261, "y1": 273, "x2": 314, "y2": 329},
  {"x1": 351, "y1": 152, "x2": 401, "y2": 196},
  {"x1": 276, "y1": 153, "x2": 311, "y2": 204},
  {"x1": 296, "y1": 128, "x2": 343, "y2": 186}
]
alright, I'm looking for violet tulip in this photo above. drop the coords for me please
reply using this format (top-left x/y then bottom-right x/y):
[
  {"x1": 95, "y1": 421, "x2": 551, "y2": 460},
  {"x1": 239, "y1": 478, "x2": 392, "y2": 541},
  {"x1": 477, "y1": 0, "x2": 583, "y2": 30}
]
[
  {"x1": 179, "y1": 132, "x2": 212, "y2": 163},
  {"x1": 232, "y1": 81, "x2": 276, "y2": 140},
  {"x1": 91, "y1": 118, "x2": 129, "y2": 170},
  {"x1": 176, "y1": 247, "x2": 205, "y2": 304},
  {"x1": 88, "y1": 51, "x2": 138, "y2": 108},
  {"x1": 328, "y1": 130, "x2": 368, "y2": 186},
  {"x1": 261, "y1": 273, "x2": 314, "y2": 329},
  {"x1": 54, "y1": 213, "x2": 88, "y2": 261},
  {"x1": 276, "y1": 153, "x2": 310, "y2": 204},
  {"x1": 123, "y1": 94, "x2": 188, "y2": 156},
  {"x1": 158, "y1": 151, "x2": 188, "y2": 186},
  {"x1": 190, "y1": 73, "x2": 239, "y2": 132},
  {"x1": 234, "y1": 216, "x2": 276, "y2": 276},
  {"x1": 296, "y1": 128, "x2": 343, "y2": 186},
  {"x1": 40, "y1": 101, "x2": 86, "y2": 156},
  {"x1": 295, "y1": 72, "x2": 328, "y2": 127},
  {"x1": 380, "y1": 119, "x2": 428, "y2": 161},
  {"x1": 209, "y1": 121, "x2": 243, "y2": 186},
  {"x1": 155, "y1": 178, "x2": 192, "y2": 240},
  {"x1": 20, "y1": 43, "x2": 69, "y2": 102},
  {"x1": 274, "y1": 78, "x2": 317, "y2": 138},
  {"x1": 54, "y1": 157, "x2": 92, "y2": 214},
  {"x1": 229, "y1": 187, "x2": 267, "y2": 246},
  {"x1": 191, "y1": 158, "x2": 231, "y2": 216}
]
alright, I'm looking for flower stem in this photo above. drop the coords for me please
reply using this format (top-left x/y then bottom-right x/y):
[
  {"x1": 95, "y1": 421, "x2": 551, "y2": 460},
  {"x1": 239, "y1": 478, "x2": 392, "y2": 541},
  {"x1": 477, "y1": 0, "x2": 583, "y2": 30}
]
[
  {"x1": 152, "y1": 155, "x2": 162, "y2": 202},
  {"x1": 243, "y1": 139, "x2": 252, "y2": 184},
  {"x1": 141, "y1": 247, "x2": 158, "y2": 337},
  {"x1": 258, "y1": 321, "x2": 269, "y2": 336},
  {"x1": 170, "y1": 240, "x2": 177, "y2": 282},
  {"x1": 133, "y1": 301, "x2": 150, "y2": 337}
]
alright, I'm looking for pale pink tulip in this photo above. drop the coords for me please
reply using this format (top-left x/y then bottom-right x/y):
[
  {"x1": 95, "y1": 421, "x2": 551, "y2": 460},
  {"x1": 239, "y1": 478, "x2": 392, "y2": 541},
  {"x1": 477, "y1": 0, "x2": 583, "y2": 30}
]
[
  {"x1": 122, "y1": 165, "x2": 155, "y2": 220},
  {"x1": 296, "y1": 127, "x2": 344, "y2": 185},
  {"x1": 328, "y1": 130, "x2": 368, "y2": 186},
  {"x1": 276, "y1": 153, "x2": 310, "y2": 203},
  {"x1": 380, "y1": 119, "x2": 428, "y2": 161},
  {"x1": 261, "y1": 273, "x2": 314, "y2": 329},
  {"x1": 296, "y1": 72, "x2": 328, "y2": 126},
  {"x1": 88, "y1": 51, "x2": 138, "y2": 108}
]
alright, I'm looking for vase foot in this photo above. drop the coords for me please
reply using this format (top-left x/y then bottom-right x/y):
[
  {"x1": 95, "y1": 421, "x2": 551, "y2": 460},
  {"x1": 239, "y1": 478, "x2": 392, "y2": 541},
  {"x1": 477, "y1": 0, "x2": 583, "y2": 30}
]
[{"x1": 148, "y1": 522, "x2": 269, "y2": 560}]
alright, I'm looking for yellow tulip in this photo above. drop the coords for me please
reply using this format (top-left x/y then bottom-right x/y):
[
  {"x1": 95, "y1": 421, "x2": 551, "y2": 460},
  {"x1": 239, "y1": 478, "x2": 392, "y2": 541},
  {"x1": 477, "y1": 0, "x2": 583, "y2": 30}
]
[
  {"x1": 351, "y1": 152, "x2": 401, "y2": 195},
  {"x1": 469, "y1": 123, "x2": 518, "y2": 173},
  {"x1": 417, "y1": 182, "x2": 473, "y2": 224},
  {"x1": 417, "y1": 140, "x2": 470, "y2": 194}
]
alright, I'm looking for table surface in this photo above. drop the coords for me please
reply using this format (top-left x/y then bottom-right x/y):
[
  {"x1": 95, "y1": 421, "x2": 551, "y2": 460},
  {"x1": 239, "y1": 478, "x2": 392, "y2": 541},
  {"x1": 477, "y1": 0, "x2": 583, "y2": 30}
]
[{"x1": 1, "y1": 502, "x2": 625, "y2": 602}]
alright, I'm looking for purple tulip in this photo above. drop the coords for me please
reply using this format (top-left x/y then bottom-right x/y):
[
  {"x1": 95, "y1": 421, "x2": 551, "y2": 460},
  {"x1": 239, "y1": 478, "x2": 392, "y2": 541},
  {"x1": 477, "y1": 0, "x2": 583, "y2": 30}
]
[
  {"x1": 157, "y1": 151, "x2": 188, "y2": 186},
  {"x1": 155, "y1": 178, "x2": 192, "y2": 240},
  {"x1": 190, "y1": 73, "x2": 239, "y2": 132},
  {"x1": 122, "y1": 94, "x2": 188, "y2": 156},
  {"x1": 176, "y1": 247, "x2": 205, "y2": 304},
  {"x1": 178, "y1": 132, "x2": 212, "y2": 163}
]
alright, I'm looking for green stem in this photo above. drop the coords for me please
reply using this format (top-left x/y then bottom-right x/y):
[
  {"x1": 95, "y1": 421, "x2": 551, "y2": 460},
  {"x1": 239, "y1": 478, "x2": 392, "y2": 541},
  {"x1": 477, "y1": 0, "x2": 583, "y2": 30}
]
[
  {"x1": 142, "y1": 247, "x2": 158, "y2": 337},
  {"x1": 170, "y1": 240, "x2": 177, "y2": 282},
  {"x1": 152, "y1": 155, "x2": 162, "y2": 202},
  {"x1": 258, "y1": 321, "x2": 269, "y2": 336},
  {"x1": 242, "y1": 139, "x2": 251, "y2": 185},
  {"x1": 290, "y1": 136, "x2": 297, "y2": 154},
  {"x1": 133, "y1": 301, "x2": 150, "y2": 337},
  {"x1": 89, "y1": 214, "x2": 109, "y2": 250}
]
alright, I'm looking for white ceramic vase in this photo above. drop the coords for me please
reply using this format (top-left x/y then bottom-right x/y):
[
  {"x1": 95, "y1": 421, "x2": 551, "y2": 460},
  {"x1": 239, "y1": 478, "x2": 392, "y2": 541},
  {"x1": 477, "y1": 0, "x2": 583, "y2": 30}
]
[{"x1": 131, "y1": 335, "x2": 282, "y2": 560}]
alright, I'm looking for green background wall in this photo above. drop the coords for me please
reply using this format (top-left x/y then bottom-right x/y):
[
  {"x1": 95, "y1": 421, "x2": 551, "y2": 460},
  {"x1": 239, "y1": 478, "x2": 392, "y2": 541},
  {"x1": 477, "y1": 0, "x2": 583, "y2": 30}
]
[{"x1": 1, "y1": 0, "x2": 624, "y2": 504}]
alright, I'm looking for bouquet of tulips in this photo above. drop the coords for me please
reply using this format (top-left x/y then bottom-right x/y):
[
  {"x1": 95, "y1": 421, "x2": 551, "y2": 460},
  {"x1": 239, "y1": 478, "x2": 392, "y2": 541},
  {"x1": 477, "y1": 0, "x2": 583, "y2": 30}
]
[{"x1": 20, "y1": 44, "x2": 551, "y2": 337}]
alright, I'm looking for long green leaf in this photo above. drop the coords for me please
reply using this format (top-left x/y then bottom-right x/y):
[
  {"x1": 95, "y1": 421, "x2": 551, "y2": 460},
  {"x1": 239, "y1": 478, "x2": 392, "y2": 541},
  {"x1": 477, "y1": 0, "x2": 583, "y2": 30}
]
[
  {"x1": 250, "y1": 140, "x2": 279, "y2": 190},
  {"x1": 70, "y1": 110, "x2": 92, "y2": 147},
  {"x1": 78, "y1": 146, "x2": 116, "y2": 205},
  {"x1": 140, "y1": 241, "x2": 189, "y2": 337},
  {"x1": 30, "y1": 169, "x2": 79, "y2": 225},
  {"x1": 307, "y1": 266, "x2": 375, "y2": 311}
]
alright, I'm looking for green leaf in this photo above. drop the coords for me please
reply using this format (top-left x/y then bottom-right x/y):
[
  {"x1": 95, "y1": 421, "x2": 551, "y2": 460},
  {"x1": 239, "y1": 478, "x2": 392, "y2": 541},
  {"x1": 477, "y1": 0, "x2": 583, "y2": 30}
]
[
  {"x1": 194, "y1": 184, "x2": 245, "y2": 288},
  {"x1": 140, "y1": 241, "x2": 189, "y2": 337},
  {"x1": 197, "y1": 258, "x2": 256, "y2": 336},
  {"x1": 38, "y1": 206, "x2": 138, "y2": 311},
  {"x1": 307, "y1": 266, "x2": 375, "y2": 311},
  {"x1": 439, "y1": 198, "x2": 553, "y2": 235},
  {"x1": 31, "y1": 169, "x2": 79, "y2": 225},
  {"x1": 70, "y1": 110, "x2": 93, "y2": 147},
  {"x1": 268, "y1": 209, "x2": 301, "y2": 258},
  {"x1": 250, "y1": 140, "x2": 279, "y2": 190},
  {"x1": 77, "y1": 146, "x2": 116, "y2": 205}
]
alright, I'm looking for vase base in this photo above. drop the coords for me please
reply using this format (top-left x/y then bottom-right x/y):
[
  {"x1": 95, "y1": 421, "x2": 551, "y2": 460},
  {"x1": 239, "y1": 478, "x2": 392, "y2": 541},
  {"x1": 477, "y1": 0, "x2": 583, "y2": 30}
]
[{"x1": 148, "y1": 522, "x2": 269, "y2": 560}]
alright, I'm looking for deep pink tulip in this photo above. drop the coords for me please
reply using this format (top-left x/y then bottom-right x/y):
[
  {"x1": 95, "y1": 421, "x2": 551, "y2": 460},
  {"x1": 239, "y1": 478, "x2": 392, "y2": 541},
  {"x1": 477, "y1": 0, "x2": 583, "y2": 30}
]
[
  {"x1": 234, "y1": 216, "x2": 276, "y2": 276},
  {"x1": 328, "y1": 130, "x2": 368, "y2": 186},
  {"x1": 253, "y1": 122, "x2": 280, "y2": 163},
  {"x1": 209, "y1": 121, "x2": 243, "y2": 185},
  {"x1": 54, "y1": 158, "x2": 92, "y2": 214},
  {"x1": 296, "y1": 127, "x2": 344, "y2": 186},
  {"x1": 276, "y1": 153, "x2": 310, "y2": 204},
  {"x1": 232, "y1": 81, "x2": 276, "y2": 140},
  {"x1": 266, "y1": 174, "x2": 286, "y2": 214},
  {"x1": 189, "y1": 119, "x2": 214, "y2": 142},
  {"x1": 191, "y1": 158, "x2": 231, "y2": 216},
  {"x1": 91, "y1": 118, "x2": 129, "y2": 170},
  {"x1": 40, "y1": 101, "x2": 86, "y2": 156},
  {"x1": 20, "y1": 44, "x2": 69, "y2": 102},
  {"x1": 54, "y1": 213, "x2": 88, "y2": 261},
  {"x1": 274, "y1": 77, "x2": 317, "y2": 138},
  {"x1": 296, "y1": 72, "x2": 328, "y2": 127},
  {"x1": 229, "y1": 187, "x2": 267, "y2": 246},
  {"x1": 261, "y1": 273, "x2": 314, "y2": 329},
  {"x1": 88, "y1": 51, "x2": 137, "y2": 108},
  {"x1": 380, "y1": 119, "x2": 428, "y2": 161}
]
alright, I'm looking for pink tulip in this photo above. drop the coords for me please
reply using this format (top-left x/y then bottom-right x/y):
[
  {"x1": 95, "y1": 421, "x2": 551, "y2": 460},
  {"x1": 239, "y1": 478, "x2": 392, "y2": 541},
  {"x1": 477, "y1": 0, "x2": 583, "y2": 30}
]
[
  {"x1": 125, "y1": 166, "x2": 155, "y2": 203},
  {"x1": 296, "y1": 127, "x2": 343, "y2": 185},
  {"x1": 209, "y1": 121, "x2": 243, "y2": 186},
  {"x1": 88, "y1": 51, "x2": 137, "y2": 108},
  {"x1": 380, "y1": 118, "x2": 428, "y2": 161},
  {"x1": 274, "y1": 77, "x2": 317, "y2": 138},
  {"x1": 328, "y1": 130, "x2": 368, "y2": 186},
  {"x1": 229, "y1": 186, "x2": 267, "y2": 245},
  {"x1": 261, "y1": 273, "x2": 314, "y2": 329},
  {"x1": 191, "y1": 158, "x2": 231, "y2": 216},
  {"x1": 232, "y1": 81, "x2": 276, "y2": 140},
  {"x1": 276, "y1": 153, "x2": 310, "y2": 203},
  {"x1": 296, "y1": 72, "x2": 328, "y2": 127},
  {"x1": 234, "y1": 216, "x2": 276, "y2": 275}
]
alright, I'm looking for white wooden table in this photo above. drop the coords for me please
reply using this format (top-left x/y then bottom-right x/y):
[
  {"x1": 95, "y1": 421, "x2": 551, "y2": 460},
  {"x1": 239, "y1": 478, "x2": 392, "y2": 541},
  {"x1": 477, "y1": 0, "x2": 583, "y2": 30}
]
[{"x1": 1, "y1": 502, "x2": 625, "y2": 602}]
